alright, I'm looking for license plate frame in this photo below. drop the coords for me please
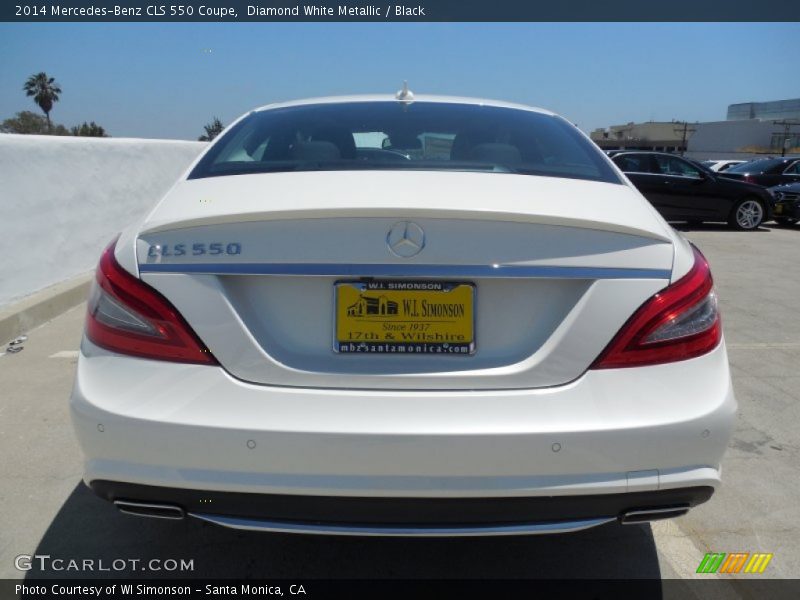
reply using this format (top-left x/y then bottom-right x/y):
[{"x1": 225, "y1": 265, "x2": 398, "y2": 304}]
[{"x1": 333, "y1": 280, "x2": 476, "y2": 356}]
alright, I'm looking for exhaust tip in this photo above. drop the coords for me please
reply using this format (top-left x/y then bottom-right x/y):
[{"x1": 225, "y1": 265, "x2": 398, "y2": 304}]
[
  {"x1": 620, "y1": 506, "x2": 689, "y2": 525},
  {"x1": 114, "y1": 500, "x2": 185, "y2": 520}
]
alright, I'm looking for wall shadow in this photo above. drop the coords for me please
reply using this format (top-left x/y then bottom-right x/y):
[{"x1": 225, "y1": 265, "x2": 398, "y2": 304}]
[{"x1": 23, "y1": 483, "x2": 664, "y2": 588}]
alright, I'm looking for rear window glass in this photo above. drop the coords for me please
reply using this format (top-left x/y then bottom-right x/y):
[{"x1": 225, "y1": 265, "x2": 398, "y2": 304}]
[
  {"x1": 725, "y1": 158, "x2": 784, "y2": 174},
  {"x1": 189, "y1": 101, "x2": 620, "y2": 184}
]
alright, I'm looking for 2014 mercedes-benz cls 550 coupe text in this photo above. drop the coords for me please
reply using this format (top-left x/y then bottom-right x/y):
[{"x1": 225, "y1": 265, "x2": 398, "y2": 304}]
[{"x1": 70, "y1": 94, "x2": 736, "y2": 536}]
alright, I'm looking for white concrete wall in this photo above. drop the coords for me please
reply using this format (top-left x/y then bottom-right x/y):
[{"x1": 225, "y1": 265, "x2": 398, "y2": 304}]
[{"x1": 0, "y1": 134, "x2": 206, "y2": 307}]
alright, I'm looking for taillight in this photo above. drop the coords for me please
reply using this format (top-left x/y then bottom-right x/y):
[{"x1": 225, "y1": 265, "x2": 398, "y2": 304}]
[
  {"x1": 85, "y1": 238, "x2": 217, "y2": 365},
  {"x1": 591, "y1": 246, "x2": 721, "y2": 369}
]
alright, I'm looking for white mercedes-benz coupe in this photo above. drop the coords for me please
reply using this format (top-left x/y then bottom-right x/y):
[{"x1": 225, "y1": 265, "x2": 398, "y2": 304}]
[{"x1": 70, "y1": 94, "x2": 736, "y2": 536}]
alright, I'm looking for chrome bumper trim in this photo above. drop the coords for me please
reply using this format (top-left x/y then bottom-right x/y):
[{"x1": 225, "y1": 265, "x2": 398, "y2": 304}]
[
  {"x1": 139, "y1": 262, "x2": 671, "y2": 280},
  {"x1": 188, "y1": 513, "x2": 616, "y2": 536}
]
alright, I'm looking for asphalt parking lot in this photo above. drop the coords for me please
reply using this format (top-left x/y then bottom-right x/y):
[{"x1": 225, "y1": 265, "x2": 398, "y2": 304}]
[{"x1": 1, "y1": 223, "x2": 798, "y2": 588}]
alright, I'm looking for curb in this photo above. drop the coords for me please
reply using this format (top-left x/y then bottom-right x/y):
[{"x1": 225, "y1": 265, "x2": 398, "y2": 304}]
[{"x1": 0, "y1": 273, "x2": 92, "y2": 345}]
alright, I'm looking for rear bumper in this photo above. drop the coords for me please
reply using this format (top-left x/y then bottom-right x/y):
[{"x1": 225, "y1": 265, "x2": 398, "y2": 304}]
[
  {"x1": 91, "y1": 480, "x2": 713, "y2": 535},
  {"x1": 71, "y1": 338, "x2": 735, "y2": 526}
]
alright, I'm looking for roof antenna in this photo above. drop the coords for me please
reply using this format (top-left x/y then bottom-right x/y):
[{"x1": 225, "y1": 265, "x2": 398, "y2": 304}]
[{"x1": 395, "y1": 81, "x2": 414, "y2": 103}]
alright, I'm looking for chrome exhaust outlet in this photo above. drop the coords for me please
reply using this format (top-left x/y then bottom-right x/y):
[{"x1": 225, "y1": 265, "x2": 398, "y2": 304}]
[
  {"x1": 620, "y1": 506, "x2": 689, "y2": 524},
  {"x1": 114, "y1": 500, "x2": 185, "y2": 520}
]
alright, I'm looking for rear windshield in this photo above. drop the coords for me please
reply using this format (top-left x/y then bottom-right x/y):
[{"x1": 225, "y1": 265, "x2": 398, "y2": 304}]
[
  {"x1": 189, "y1": 101, "x2": 620, "y2": 184},
  {"x1": 725, "y1": 158, "x2": 784, "y2": 174}
]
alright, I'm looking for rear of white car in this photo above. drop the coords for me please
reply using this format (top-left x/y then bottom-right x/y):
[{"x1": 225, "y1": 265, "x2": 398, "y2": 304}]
[{"x1": 70, "y1": 96, "x2": 735, "y2": 535}]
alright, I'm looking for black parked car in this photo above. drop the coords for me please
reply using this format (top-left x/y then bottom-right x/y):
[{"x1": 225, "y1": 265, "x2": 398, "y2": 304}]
[
  {"x1": 718, "y1": 157, "x2": 800, "y2": 187},
  {"x1": 768, "y1": 182, "x2": 800, "y2": 226},
  {"x1": 611, "y1": 152, "x2": 772, "y2": 230}
]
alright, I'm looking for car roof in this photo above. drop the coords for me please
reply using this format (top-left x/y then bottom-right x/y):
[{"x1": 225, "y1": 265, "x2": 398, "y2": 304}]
[
  {"x1": 610, "y1": 151, "x2": 684, "y2": 158},
  {"x1": 252, "y1": 94, "x2": 556, "y2": 116},
  {"x1": 610, "y1": 151, "x2": 713, "y2": 164},
  {"x1": 742, "y1": 156, "x2": 799, "y2": 162},
  {"x1": 610, "y1": 151, "x2": 715, "y2": 170}
]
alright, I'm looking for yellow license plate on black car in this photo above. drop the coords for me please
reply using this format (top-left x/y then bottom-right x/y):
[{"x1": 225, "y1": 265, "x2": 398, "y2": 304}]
[{"x1": 334, "y1": 280, "x2": 475, "y2": 355}]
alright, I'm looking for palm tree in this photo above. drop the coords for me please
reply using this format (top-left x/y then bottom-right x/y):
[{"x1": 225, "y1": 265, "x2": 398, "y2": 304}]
[{"x1": 23, "y1": 72, "x2": 62, "y2": 132}]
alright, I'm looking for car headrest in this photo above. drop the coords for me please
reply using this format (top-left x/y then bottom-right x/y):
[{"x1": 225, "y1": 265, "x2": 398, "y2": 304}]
[
  {"x1": 309, "y1": 127, "x2": 357, "y2": 159},
  {"x1": 386, "y1": 131, "x2": 422, "y2": 150},
  {"x1": 290, "y1": 140, "x2": 341, "y2": 161},
  {"x1": 451, "y1": 130, "x2": 492, "y2": 161},
  {"x1": 469, "y1": 143, "x2": 522, "y2": 165}
]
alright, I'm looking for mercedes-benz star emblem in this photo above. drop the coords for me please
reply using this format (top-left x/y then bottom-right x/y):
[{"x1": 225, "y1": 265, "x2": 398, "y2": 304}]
[{"x1": 387, "y1": 221, "x2": 425, "y2": 258}]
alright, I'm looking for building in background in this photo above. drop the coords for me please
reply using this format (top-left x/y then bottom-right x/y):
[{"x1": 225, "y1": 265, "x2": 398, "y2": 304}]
[
  {"x1": 686, "y1": 120, "x2": 779, "y2": 160},
  {"x1": 590, "y1": 121, "x2": 691, "y2": 153},
  {"x1": 590, "y1": 98, "x2": 800, "y2": 160},
  {"x1": 727, "y1": 98, "x2": 800, "y2": 121}
]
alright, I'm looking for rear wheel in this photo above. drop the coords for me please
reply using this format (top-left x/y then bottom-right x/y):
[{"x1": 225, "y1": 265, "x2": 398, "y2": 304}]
[
  {"x1": 729, "y1": 198, "x2": 765, "y2": 230},
  {"x1": 774, "y1": 217, "x2": 797, "y2": 227}
]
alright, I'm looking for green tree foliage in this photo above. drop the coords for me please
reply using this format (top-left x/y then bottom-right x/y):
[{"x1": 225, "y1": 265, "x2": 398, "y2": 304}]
[
  {"x1": 23, "y1": 72, "x2": 62, "y2": 132},
  {"x1": 0, "y1": 111, "x2": 69, "y2": 135},
  {"x1": 71, "y1": 121, "x2": 108, "y2": 137},
  {"x1": 199, "y1": 117, "x2": 225, "y2": 141}
]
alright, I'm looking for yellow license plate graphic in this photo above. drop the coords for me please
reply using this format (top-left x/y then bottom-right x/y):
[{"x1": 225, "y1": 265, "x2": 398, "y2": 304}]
[{"x1": 335, "y1": 281, "x2": 475, "y2": 355}]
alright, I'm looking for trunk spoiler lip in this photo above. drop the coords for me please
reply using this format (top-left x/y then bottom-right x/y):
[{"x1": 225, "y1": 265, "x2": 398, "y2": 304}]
[
  {"x1": 138, "y1": 261, "x2": 671, "y2": 280},
  {"x1": 139, "y1": 209, "x2": 674, "y2": 244}
]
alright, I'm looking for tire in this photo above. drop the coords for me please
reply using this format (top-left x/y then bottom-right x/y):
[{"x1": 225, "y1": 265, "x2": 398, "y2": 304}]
[
  {"x1": 729, "y1": 198, "x2": 765, "y2": 230},
  {"x1": 774, "y1": 217, "x2": 797, "y2": 227}
]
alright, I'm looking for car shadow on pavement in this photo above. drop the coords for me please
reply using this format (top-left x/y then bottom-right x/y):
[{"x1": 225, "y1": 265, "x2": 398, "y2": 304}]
[
  {"x1": 672, "y1": 222, "x2": 771, "y2": 233},
  {"x1": 24, "y1": 483, "x2": 663, "y2": 585},
  {"x1": 765, "y1": 224, "x2": 799, "y2": 231}
]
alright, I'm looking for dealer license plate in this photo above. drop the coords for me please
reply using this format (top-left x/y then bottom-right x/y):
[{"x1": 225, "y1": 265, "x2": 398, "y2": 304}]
[{"x1": 334, "y1": 280, "x2": 475, "y2": 355}]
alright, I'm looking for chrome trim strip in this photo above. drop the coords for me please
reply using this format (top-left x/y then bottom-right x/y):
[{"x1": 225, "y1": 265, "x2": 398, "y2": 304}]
[
  {"x1": 139, "y1": 262, "x2": 670, "y2": 280},
  {"x1": 188, "y1": 513, "x2": 615, "y2": 536}
]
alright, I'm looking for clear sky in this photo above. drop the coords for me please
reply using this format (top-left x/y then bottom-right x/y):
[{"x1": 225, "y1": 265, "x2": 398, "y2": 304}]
[{"x1": 1, "y1": 22, "x2": 798, "y2": 140}]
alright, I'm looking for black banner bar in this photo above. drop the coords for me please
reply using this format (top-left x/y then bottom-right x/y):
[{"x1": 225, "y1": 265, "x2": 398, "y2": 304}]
[
  {"x1": 5, "y1": 579, "x2": 800, "y2": 600},
  {"x1": 3, "y1": 0, "x2": 799, "y2": 22}
]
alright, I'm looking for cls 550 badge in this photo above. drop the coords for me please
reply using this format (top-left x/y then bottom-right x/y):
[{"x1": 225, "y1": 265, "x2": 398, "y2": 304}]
[{"x1": 148, "y1": 242, "x2": 242, "y2": 257}]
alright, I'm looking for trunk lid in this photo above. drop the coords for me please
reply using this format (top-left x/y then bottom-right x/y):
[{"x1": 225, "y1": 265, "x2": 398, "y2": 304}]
[{"x1": 137, "y1": 171, "x2": 674, "y2": 390}]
